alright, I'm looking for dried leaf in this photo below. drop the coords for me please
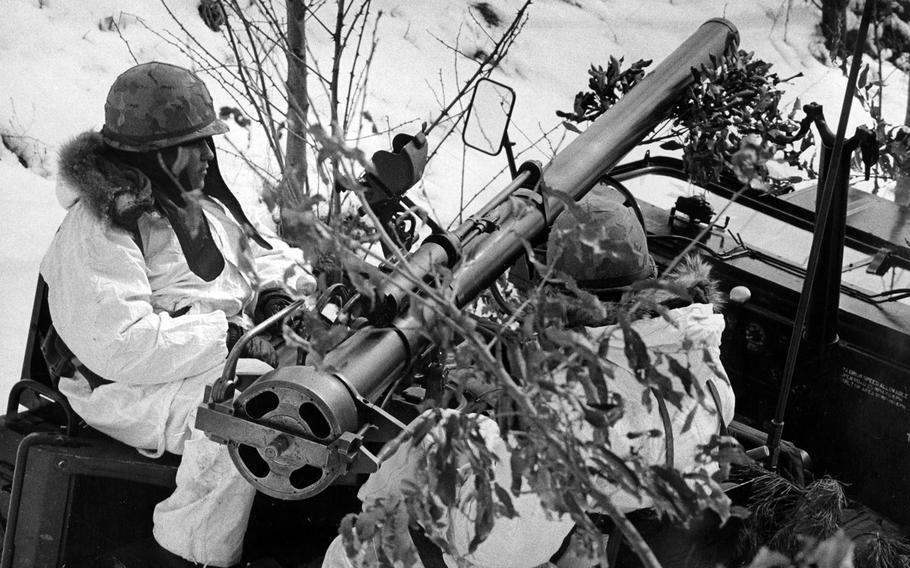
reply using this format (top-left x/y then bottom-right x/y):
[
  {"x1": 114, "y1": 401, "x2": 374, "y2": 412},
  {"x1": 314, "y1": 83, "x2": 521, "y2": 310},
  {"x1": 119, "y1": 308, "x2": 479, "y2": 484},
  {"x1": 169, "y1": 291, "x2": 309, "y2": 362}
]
[
  {"x1": 562, "y1": 120, "x2": 582, "y2": 134},
  {"x1": 509, "y1": 451, "x2": 525, "y2": 495},
  {"x1": 494, "y1": 483, "x2": 518, "y2": 518},
  {"x1": 681, "y1": 406, "x2": 698, "y2": 434},
  {"x1": 619, "y1": 315, "x2": 651, "y2": 383},
  {"x1": 666, "y1": 355, "x2": 702, "y2": 398},
  {"x1": 436, "y1": 462, "x2": 458, "y2": 507},
  {"x1": 467, "y1": 478, "x2": 496, "y2": 553}
]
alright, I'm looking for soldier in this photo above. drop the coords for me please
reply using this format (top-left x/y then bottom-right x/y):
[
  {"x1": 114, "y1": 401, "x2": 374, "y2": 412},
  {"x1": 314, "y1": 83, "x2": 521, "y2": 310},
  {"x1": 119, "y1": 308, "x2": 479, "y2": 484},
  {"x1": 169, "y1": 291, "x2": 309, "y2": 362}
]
[
  {"x1": 321, "y1": 187, "x2": 736, "y2": 568},
  {"x1": 40, "y1": 62, "x2": 316, "y2": 567}
]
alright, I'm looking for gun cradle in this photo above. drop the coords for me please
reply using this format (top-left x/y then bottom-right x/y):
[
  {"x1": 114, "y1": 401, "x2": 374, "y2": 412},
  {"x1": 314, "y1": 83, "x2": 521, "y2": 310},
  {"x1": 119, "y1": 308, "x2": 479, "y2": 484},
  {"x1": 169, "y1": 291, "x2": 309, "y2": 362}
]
[{"x1": 197, "y1": 364, "x2": 418, "y2": 500}]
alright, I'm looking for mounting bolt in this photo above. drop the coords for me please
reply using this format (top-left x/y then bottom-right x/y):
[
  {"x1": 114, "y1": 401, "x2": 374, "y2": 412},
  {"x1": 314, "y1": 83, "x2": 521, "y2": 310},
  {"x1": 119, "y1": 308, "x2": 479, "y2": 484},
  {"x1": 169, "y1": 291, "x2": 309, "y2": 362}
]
[
  {"x1": 730, "y1": 286, "x2": 751, "y2": 304},
  {"x1": 55, "y1": 459, "x2": 68, "y2": 471},
  {"x1": 264, "y1": 435, "x2": 290, "y2": 459}
]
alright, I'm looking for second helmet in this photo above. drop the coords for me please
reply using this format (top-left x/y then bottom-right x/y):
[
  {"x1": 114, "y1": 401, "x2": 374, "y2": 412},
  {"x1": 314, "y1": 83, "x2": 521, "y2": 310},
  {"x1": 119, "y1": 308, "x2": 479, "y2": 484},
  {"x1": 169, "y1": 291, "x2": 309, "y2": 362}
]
[{"x1": 547, "y1": 185, "x2": 655, "y2": 292}]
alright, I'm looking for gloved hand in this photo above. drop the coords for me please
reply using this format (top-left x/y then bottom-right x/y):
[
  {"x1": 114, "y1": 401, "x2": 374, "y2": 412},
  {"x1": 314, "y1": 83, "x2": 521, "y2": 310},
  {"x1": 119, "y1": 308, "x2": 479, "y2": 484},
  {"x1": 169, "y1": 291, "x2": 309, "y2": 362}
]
[
  {"x1": 292, "y1": 270, "x2": 317, "y2": 298},
  {"x1": 254, "y1": 289, "x2": 294, "y2": 324},
  {"x1": 242, "y1": 336, "x2": 279, "y2": 368},
  {"x1": 254, "y1": 289, "x2": 315, "y2": 344},
  {"x1": 226, "y1": 323, "x2": 279, "y2": 367}
]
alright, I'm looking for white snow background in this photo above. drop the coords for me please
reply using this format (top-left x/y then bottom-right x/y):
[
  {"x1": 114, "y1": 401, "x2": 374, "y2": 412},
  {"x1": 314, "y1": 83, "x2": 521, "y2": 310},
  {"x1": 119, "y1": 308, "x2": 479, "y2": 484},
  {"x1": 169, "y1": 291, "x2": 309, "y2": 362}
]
[{"x1": 1, "y1": 0, "x2": 907, "y2": 404}]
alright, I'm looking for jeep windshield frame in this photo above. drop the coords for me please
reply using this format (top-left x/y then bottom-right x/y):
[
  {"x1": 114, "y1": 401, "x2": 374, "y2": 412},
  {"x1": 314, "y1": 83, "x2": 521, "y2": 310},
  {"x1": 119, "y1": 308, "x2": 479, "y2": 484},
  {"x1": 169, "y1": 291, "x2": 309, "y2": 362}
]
[{"x1": 606, "y1": 156, "x2": 910, "y2": 304}]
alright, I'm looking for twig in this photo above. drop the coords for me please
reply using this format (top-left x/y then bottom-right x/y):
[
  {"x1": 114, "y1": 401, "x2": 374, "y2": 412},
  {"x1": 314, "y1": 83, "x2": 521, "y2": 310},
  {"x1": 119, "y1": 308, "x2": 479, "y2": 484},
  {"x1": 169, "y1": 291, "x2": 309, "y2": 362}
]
[
  {"x1": 342, "y1": 0, "x2": 374, "y2": 131},
  {"x1": 425, "y1": 109, "x2": 471, "y2": 165},
  {"x1": 350, "y1": 13, "x2": 382, "y2": 143},
  {"x1": 219, "y1": 6, "x2": 284, "y2": 166},
  {"x1": 328, "y1": 0, "x2": 347, "y2": 220},
  {"x1": 111, "y1": 13, "x2": 139, "y2": 64},
  {"x1": 423, "y1": 0, "x2": 531, "y2": 136},
  {"x1": 240, "y1": 9, "x2": 283, "y2": 170}
]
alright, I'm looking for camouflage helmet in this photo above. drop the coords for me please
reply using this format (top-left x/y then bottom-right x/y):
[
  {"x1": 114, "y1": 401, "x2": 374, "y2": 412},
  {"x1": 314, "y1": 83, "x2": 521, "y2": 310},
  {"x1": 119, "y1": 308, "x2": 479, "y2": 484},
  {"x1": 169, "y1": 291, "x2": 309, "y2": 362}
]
[
  {"x1": 101, "y1": 62, "x2": 228, "y2": 152},
  {"x1": 547, "y1": 185, "x2": 655, "y2": 291}
]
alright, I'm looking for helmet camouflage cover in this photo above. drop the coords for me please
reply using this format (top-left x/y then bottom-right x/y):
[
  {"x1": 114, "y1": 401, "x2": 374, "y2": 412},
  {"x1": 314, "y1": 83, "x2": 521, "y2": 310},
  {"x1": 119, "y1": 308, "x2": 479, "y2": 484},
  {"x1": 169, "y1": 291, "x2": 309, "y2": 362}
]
[
  {"x1": 547, "y1": 185, "x2": 655, "y2": 291},
  {"x1": 101, "y1": 62, "x2": 228, "y2": 152}
]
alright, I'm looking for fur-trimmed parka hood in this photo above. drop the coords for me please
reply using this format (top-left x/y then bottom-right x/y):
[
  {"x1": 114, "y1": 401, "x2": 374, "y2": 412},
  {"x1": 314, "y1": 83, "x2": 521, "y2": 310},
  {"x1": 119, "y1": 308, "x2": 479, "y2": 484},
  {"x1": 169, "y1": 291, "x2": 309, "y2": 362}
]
[
  {"x1": 559, "y1": 255, "x2": 725, "y2": 327},
  {"x1": 56, "y1": 129, "x2": 277, "y2": 281},
  {"x1": 57, "y1": 131, "x2": 156, "y2": 229}
]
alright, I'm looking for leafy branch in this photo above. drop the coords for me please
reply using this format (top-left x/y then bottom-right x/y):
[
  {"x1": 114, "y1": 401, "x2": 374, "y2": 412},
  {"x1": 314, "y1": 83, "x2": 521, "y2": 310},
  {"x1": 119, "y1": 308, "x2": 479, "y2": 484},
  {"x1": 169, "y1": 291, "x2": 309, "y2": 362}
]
[{"x1": 557, "y1": 46, "x2": 811, "y2": 192}]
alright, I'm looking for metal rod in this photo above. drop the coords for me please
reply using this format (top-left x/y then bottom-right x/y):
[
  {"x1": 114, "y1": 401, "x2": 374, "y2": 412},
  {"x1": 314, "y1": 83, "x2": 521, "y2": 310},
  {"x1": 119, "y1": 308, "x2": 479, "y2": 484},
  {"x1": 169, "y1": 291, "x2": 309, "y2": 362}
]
[
  {"x1": 451, "y1": 19, "x2": 739, "y2": 304},
  {"x1": 767, "y1": 0, "x2": 875, "y2": 469},
  {"x1": 503, "y1": 130, "x2": 518, "y2": 178},
  {"x1": 211, "y1": 298, "x2": 308, "y2": 403},
  {"x1": 453, "y1": 170, "x2": 531, "y2": 240},
  {"x1": 337, "y1": 18, "x2": 739, "y2": 406}
]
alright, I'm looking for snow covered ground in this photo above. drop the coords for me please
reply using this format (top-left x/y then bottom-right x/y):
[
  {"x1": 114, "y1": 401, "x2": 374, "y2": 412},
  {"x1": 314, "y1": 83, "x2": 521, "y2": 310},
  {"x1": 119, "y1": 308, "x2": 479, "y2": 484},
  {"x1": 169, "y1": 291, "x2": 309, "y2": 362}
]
[{"x1": 1, "y1": 0, "x2": 907, "y2": 404}]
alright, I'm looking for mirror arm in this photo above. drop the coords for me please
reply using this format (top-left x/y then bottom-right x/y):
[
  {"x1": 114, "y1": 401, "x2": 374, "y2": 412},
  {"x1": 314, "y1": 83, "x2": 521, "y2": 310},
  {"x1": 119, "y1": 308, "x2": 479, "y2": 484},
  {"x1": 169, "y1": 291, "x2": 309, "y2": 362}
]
[{"x1": 503, "y1": 129, "x2": 518, "y2": 178}]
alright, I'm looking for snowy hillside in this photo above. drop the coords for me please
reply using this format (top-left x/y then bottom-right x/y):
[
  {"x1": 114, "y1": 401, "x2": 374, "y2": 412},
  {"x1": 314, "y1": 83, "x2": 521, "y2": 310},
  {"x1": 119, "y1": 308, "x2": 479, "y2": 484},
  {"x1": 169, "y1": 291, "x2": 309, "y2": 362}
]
[{"x1": 1, "y1": 0, "x2": 907, "y2": 403}]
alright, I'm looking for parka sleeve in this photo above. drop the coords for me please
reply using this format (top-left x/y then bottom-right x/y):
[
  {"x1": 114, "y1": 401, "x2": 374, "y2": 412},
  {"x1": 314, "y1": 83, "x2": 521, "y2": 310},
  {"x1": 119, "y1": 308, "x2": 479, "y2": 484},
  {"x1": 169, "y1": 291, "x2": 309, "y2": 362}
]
[
  {"x1": 249, "y1": 221, "x2": 316, "y2": 297},
  {"x1": 41, "y1": 209, "x2": 228, "y2": 385}
]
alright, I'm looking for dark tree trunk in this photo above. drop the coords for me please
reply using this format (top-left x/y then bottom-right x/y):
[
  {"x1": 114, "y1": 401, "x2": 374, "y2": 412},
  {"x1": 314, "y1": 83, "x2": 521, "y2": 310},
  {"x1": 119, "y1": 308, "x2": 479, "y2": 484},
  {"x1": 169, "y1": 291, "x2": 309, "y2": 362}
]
[
  {"x1": 282, "y1": 0, "x2": 309, "y2": 233},
  {"x1": 821, "y1": 0, "x2": 850, "y2": 60}
]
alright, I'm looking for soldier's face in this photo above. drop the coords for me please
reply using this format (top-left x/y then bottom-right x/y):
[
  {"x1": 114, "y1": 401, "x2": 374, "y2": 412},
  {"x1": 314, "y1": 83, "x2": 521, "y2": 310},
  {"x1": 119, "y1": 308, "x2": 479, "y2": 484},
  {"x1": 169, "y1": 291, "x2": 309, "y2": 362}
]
[{"x1": 167, "y1": 138, "x2": 215, "y2": 191}]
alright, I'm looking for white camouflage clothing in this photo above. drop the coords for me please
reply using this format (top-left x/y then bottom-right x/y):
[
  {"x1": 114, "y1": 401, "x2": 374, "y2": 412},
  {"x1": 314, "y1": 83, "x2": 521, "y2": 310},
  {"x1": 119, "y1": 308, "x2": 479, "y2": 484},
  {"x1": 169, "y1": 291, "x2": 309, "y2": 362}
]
[{"x1": 41, "y1": 131, "x2": 315, "y2": 567}]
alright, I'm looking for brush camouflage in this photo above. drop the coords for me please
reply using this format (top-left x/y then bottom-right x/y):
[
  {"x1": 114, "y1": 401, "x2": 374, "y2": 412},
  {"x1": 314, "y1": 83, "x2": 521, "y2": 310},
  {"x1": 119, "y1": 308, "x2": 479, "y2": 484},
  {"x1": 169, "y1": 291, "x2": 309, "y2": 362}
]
[
  {"x1": 101, "y1": 62, "x2": 229, "y2": 152},
  {"x1": 547, "y1": 187, "x2": 655, "y2": 291}
]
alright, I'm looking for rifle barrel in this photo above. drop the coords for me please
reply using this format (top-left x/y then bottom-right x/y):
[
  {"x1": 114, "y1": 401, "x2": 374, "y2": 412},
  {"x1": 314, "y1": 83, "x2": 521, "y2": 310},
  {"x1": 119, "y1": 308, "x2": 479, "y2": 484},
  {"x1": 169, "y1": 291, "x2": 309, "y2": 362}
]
[
  {"x1": 327, "y1": 18, "x2": 739, "y2": 400},
  {"x1": 452, "y1": 18, "x2": 739, "y2": 305},
  {"x1": 200, "y1": 19, "x2": 743, "y2": 500}
]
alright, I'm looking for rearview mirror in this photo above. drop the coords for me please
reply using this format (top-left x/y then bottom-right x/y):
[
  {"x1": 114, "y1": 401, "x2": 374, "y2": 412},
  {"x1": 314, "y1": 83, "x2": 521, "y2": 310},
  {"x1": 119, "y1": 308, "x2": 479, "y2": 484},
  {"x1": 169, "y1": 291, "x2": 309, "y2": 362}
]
[{"x1": 463, "y1": 78, "x2": 515, "y2": 156}]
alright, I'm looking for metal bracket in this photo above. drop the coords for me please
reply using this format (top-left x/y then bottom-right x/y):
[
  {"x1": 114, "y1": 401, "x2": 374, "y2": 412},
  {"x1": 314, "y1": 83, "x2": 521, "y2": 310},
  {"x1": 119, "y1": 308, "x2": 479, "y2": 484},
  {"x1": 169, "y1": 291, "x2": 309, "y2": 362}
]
[
  {"x1": 196, "y1": 404, "x2": 332, "y2": 464},
  {"x1": 423, "y1": 231, "x2": 463, "y2": 268},
  {"x1": 866, "y1": 247, "x2": 896, "y2": 276},
  {"x1": 668, "y1": 195, "x2": 729, "y2": 231},
  {"x1": 331, "y1": 372, "x2": 408, "y2": 441},
  {"x1": 333, "y1": 432, "x2": 381, "y2": 473},
  {"x1": 517, "y1": 160, "x2": 543, "y2": 191}
]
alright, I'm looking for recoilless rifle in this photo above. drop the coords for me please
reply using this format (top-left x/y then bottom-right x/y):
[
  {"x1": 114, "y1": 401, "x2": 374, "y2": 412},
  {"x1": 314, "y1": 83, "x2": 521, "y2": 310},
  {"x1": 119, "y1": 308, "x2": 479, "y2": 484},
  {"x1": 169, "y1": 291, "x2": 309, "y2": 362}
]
[
  {"x1": 4, "y1": 14, "x2": 910, "y2": 567},
  {"x1": 193, "y1": 17, "x2": 740, "y2": 501}
]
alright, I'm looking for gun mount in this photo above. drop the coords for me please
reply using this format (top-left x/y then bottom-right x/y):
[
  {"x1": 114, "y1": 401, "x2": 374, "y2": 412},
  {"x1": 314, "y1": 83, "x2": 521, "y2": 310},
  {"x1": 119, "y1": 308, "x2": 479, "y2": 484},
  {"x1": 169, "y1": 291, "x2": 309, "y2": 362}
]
[{"x1": 195, "y1": 18, "x2": 741, "y2": 500}]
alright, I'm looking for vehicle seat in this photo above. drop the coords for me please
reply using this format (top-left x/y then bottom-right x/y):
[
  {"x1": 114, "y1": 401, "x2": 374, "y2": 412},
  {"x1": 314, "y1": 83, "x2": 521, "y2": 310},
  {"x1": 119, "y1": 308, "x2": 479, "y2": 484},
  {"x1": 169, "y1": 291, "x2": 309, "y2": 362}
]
[
  {"x1": 4, "y1": 277, "x2": 354, "y2": 568},
  {"x1": 0, "y1": 276, "x2": 179, "y2": 568}
]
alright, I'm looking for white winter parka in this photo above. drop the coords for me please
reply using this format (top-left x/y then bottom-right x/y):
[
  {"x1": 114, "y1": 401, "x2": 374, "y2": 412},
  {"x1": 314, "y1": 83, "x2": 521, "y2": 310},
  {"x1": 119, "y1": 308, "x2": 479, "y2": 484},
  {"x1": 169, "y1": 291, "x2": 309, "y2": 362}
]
[
  {"x1": 39, "y1": 132, "x2": 315, "y2": 459},
  {"x1": 41, "y1": 132, "x2": 313, "y2": 386},
  {"x1": 322, "y1": 302, "x2": 734, "y2": 568}
]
